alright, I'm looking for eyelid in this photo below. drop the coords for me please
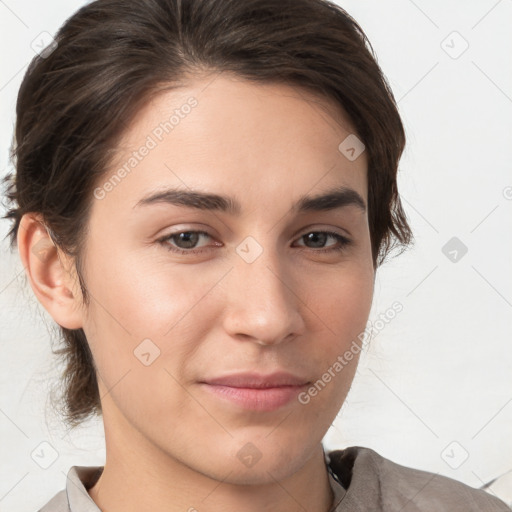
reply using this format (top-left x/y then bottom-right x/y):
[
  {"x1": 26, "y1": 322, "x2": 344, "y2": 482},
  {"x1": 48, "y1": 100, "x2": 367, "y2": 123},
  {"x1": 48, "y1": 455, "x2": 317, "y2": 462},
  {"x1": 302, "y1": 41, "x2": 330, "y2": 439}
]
[
  {"x1": 294, "y1": 223, "x2": 352, "y2": 240},
  {"x1": 156, "y1": 226, "x2": 352, "y2": 255},
  {"x1": 157, "y1": 225, "x2": 349, "y2": 243},
  {"x1": 159, "y1": 229, "x2": 217, "y2": 247}
]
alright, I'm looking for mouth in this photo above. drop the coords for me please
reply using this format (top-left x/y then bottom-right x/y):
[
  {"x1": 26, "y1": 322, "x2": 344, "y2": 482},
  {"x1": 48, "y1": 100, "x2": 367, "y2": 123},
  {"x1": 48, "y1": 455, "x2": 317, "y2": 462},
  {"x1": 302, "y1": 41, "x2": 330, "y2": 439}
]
[{"x1": 198, "y1": 371, "x2": 310, "y2": 412}]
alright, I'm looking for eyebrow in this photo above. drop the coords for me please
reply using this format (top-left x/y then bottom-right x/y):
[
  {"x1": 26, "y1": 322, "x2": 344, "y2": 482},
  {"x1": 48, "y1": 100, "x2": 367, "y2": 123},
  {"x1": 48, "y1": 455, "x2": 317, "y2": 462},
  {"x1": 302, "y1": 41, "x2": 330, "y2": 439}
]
[{"x1": 133, "y1": 185, "x2": 366, "y2": 215}]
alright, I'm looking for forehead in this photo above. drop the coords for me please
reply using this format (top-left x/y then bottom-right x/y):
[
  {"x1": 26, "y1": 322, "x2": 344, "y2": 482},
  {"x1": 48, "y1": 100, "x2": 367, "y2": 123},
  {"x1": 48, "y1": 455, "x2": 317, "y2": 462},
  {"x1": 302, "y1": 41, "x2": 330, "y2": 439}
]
[{"x1": 95, "y1": 73, "x2": 368, "y2": 217}]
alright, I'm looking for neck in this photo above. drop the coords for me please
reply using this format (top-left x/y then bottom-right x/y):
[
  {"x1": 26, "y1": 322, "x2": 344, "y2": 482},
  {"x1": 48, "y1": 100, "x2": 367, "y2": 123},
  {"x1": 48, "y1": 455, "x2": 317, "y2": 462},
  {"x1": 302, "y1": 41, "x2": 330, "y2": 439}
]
[{"x1": 88, "y1": 411, "x2": 334, "y2": 512}]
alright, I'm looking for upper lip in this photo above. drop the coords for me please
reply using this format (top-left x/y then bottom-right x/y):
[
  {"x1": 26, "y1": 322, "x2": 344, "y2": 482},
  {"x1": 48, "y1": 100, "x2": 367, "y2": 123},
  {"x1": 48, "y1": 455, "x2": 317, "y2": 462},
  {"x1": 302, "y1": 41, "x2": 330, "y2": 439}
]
[{"x1": 201, "y1": 371, "x2": 310, "y2": 388}]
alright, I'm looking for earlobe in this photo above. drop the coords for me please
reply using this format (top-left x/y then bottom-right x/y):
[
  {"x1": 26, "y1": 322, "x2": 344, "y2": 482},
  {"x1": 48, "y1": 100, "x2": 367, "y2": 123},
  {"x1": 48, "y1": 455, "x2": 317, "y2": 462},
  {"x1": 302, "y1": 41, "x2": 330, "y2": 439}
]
[{"x1": 17, "y1": 213, "x2": 84, "y2": 330}]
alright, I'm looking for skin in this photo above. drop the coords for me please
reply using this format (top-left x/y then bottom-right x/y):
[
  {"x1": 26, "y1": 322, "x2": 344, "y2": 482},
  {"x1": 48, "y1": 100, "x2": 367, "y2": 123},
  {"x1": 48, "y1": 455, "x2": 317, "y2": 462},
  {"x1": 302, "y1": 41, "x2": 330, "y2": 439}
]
[{"x1": 18, "y1": 72, "x2": 375, "y2": 512}]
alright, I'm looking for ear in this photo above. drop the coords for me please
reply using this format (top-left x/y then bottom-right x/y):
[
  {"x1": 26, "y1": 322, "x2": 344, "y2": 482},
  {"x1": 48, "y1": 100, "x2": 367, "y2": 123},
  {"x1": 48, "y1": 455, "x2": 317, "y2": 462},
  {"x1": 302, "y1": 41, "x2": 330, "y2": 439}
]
[{"x1": 17, "y1": 213, "x2": 85, "y2": 330}]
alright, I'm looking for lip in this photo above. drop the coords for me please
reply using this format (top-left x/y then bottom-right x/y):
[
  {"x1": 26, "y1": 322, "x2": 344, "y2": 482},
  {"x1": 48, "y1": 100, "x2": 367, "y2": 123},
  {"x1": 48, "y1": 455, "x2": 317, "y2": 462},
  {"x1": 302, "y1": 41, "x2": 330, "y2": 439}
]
[{"x1": 199, "y1": 372, "x2": 310, "y2": 412}]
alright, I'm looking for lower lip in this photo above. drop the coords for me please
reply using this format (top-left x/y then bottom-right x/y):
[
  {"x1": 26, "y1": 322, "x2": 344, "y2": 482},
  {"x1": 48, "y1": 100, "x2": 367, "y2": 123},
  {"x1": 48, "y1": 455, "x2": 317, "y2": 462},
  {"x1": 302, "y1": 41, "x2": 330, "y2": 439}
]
[{"x1": 199, "y1": 383, "x2": 308, "y2": 411}]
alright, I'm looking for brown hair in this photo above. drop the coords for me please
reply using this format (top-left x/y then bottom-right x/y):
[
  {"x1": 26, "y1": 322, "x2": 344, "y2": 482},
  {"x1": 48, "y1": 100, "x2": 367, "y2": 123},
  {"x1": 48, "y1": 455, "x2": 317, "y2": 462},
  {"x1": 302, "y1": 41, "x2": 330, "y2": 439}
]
[{"x1": 2, "y1": 0, "x2": 413, "y2": 427}]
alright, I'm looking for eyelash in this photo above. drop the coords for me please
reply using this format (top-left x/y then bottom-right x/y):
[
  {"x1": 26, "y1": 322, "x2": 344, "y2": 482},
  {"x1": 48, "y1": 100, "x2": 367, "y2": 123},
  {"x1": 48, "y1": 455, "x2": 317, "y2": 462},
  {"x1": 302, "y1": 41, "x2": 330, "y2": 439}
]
[{"x1": 156, "y1": 230, "x2": 352, "y2": 255}]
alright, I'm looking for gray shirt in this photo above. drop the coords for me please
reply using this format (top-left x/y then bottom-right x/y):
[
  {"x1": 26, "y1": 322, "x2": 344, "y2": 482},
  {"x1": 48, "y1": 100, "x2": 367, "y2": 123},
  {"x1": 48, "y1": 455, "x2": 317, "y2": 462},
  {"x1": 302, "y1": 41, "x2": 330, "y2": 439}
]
[{"x1": 38, "y1": 446, "x2": 510, "y2": 511}]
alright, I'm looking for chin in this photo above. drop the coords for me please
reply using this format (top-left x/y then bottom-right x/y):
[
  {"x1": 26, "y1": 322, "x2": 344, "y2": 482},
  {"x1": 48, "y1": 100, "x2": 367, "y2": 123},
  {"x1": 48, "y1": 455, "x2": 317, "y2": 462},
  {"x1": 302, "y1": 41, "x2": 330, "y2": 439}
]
[{"x1": 222, "y1": 436, "x2": 319, "y2": 485}]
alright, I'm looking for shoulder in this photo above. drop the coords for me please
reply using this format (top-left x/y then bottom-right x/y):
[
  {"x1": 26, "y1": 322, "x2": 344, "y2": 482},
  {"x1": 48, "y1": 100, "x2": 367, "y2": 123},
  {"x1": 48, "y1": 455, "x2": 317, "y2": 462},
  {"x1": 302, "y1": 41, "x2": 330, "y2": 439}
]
[{"x1": 327, "y1": 446, "x2": 510, "y2": 511}]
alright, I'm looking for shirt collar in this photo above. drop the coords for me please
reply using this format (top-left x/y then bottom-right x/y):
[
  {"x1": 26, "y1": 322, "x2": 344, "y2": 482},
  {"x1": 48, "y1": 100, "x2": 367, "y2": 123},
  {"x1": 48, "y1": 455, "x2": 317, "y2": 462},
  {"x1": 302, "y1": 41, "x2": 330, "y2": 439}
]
[
  {"x1": 64, "y1": 455, "x2": 347, "y2": 511},
  {"x1": 66, "y1": 466, "x2": 103, "y2": 511},
  {"x1": 325, "y1": 449, "x2": 348, "y2": 510}
]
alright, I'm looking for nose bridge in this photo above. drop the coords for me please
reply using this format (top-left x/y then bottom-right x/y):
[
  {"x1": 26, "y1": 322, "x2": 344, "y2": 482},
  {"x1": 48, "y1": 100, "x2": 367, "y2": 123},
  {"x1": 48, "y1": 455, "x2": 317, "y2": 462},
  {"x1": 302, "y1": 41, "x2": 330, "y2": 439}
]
[{"x1": 223, "y1": 234, "x2": 305, "y2": 345}]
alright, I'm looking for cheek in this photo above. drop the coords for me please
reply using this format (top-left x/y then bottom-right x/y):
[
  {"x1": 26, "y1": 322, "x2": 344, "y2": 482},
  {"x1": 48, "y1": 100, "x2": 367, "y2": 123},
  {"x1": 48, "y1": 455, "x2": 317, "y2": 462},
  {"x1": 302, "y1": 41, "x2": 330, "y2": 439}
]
[
  {"x1": 84, "y1": 239, "x2": 211, "y2": 335},
  {"x1": 304, "y1": 263, "x2": 373, "y2": 403},
  {"x1": 297, "y1": 269, "x2": 373, "y2": 419},
  {"x1": 81, "y1": 243, "x2": 229, "y2": 387},
  {"x1": 310, "y1": 261, "x2": 374, "y2": 342},
  {"x1": 82, "y1": 228, "x2": 373, "y2": 408}
]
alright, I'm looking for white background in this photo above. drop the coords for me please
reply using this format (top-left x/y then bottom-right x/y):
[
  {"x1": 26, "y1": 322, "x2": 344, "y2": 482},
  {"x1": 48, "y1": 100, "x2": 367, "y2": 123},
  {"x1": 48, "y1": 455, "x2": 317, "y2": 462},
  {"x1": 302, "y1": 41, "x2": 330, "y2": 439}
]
[{"x1": 1, "y1": 0, "x2": 511, "y2": 510}]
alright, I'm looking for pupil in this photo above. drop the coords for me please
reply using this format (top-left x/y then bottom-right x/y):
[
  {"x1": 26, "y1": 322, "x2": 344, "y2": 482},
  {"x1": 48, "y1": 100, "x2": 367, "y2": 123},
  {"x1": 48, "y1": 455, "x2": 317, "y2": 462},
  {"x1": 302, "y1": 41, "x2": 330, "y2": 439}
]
[
  {"x1": 306, "y1": 232, "x2": 326, "y2": 248},
  {"x1": 178, "y1": 232, "x2": 198, "y2": 248}
]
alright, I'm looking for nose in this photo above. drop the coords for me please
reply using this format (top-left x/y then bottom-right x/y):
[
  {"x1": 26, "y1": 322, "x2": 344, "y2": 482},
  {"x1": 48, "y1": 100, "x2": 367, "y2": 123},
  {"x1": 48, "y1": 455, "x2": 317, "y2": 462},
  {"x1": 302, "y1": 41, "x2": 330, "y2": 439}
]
[{"x1": 222, "y1": 241, "x2": 306, "y2": 346}]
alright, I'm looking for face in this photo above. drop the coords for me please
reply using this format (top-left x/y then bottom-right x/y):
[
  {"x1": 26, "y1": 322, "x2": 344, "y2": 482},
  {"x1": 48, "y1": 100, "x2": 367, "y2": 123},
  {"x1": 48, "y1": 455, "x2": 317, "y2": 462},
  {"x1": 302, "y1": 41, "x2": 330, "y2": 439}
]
[{"x1": 78, "y1": 73, "x2": 374, "y2": 484}]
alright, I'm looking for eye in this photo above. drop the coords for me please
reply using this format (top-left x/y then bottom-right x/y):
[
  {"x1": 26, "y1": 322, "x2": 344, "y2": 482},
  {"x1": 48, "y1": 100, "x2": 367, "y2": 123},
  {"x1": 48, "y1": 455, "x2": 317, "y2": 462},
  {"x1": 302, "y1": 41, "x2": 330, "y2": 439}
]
[
  {"x1": 157, "y1": 230, "x2": 215, "y2": 255},
  {"x1": 294, "y1": 231, "x2": 352, "y2": 253},
  {"x1": 156, "y1": 229, "x2": 352, "y2": 255}
]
